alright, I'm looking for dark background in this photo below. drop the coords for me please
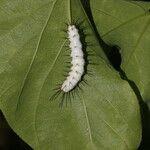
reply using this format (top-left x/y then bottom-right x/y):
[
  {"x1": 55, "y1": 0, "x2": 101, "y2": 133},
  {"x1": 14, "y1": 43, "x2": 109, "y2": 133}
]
[{"x1": 0, "y1": 111, "x2": 32, "y2": 150}]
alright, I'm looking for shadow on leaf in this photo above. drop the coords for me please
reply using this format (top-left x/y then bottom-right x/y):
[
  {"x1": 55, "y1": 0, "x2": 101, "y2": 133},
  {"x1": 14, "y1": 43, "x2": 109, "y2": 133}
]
[{"x1": 81, "y1": 0, "x2": 150, "y2": 149}]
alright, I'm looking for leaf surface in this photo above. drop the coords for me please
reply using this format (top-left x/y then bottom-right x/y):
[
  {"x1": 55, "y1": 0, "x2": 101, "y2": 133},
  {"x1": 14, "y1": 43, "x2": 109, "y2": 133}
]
[
  {"x1": 0, "y1": 0, "x2": 141, "y2": 149},
  {"x1": 91, "y1": 0, "x2": 150, "y2": 104}
]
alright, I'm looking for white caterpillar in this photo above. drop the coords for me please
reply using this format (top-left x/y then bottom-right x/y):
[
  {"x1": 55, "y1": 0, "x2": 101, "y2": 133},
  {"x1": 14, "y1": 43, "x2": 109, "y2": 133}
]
[{"x1": 61, "y1": 25, "x2": 85, "y2": 92}]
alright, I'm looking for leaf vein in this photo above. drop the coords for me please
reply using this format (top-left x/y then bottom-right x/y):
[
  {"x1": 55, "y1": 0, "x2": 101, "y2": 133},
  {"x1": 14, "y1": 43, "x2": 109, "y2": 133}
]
[
  {"x1": 124, "y1": 18, "x2": 150, "y2": 68},
  {"x1": 81, "y1": 98, "x2": 93, "y2": 144},
  {"x1": 92, "y1": 7, "x2": 122, "y2": 23},
  {"x1": 102, "y1": 13, "x2": 146, "y2": 37},
  {"x1": 14, "y1": 0, "x2": 58, "y2": 149}
]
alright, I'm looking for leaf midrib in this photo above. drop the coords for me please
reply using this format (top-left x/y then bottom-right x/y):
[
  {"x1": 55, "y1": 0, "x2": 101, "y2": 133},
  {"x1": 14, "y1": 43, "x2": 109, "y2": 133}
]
[{"x1": 79, "y1": 1, "x2": 131, "y2": 149}]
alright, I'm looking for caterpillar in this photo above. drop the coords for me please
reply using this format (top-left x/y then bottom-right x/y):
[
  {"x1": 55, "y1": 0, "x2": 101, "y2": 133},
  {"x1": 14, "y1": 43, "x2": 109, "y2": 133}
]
[
  {"x1": 50, "y1": 22, "x2": 94, "y2": 106},
  {"x1": 61, "y1": 25, "x2": 85, "y2": 93}
]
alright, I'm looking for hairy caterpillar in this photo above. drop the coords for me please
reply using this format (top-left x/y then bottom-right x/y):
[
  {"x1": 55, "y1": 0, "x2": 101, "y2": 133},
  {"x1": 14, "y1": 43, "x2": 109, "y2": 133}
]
[
  {"x1": 61, "y1": 25, "x2": 85, "y2": 92},
  {"x1": 50, "y1": 21, "x2": 95, "y2": 106}
]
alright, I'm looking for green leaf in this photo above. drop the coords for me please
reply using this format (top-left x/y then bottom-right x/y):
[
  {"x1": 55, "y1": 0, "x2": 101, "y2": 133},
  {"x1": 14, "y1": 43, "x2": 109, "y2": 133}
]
[
  {"x1": 0, "y1": 0, "x2": 141, "y2": 149},
  {"x1": 91, "y1": 0, "x2": 150, "y2": 103}
]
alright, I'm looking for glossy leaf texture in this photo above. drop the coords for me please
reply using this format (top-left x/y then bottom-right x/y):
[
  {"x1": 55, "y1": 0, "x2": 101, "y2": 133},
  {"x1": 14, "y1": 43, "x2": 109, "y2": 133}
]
[
  {"x1": 0, "y1": 0, "x2": 141, "y2": 149},
  {"x1": 91, "y1": 0, "x2": 150, "y2": 104}
]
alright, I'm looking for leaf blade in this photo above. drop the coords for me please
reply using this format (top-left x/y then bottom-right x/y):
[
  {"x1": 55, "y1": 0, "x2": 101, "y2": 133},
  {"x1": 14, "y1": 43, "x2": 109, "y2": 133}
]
[{"x1": 0, "y1": 0, "x2": 141, "y2": 149}]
